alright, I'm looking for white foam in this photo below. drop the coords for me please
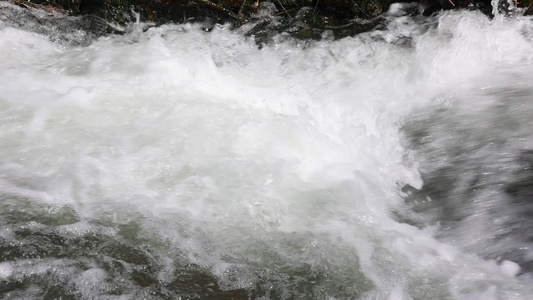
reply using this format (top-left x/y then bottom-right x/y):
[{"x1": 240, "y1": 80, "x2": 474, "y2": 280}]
[
  {"x1": 1, "y1": 10, "x2": 533, "y2": 299},
  {"x1": 500, "y1": 260, "x2": 521, "y2": 277},
  {"x1": 0, "y1": 262, "x2": 13, "y2": 279}
]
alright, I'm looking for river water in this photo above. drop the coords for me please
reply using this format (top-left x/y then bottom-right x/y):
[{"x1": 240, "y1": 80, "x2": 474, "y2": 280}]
[{"x1": 1, "y1": 2, "x2": 533, "y2": 299}]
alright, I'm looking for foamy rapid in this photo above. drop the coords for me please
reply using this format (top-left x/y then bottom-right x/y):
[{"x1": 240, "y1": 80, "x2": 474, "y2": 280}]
[{"x1": 1, "y1": 2, "x2": 533, "y2": 299}]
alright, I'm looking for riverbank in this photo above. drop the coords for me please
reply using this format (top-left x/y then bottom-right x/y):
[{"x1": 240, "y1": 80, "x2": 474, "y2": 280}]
[
  {"x1": 3, "y1": 0, "x2": 532, "y2": 46},
  {"x1": 6, "y1": 0, "x2": 533, "y2": 29}
]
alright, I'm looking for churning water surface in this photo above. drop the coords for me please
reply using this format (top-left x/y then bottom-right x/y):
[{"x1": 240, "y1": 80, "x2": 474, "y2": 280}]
[{"x1": 1, "y1": 2, "x2": 533, "y2": 299}]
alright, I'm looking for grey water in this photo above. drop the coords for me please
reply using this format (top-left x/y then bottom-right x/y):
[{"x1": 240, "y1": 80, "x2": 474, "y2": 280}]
[{"x1": 1, "y1": 2, "x2": 533, "y2": 299}]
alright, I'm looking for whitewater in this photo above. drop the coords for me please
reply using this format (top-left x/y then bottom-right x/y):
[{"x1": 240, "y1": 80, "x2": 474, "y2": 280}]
[{"x1": 1, "y1": 2, "x2": 533, "y2": 299}]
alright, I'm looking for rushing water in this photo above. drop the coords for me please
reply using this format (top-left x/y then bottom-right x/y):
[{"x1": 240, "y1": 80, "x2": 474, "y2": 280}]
[{"x1": 1, "y1": 2, "x2": 533, "y2": 299}]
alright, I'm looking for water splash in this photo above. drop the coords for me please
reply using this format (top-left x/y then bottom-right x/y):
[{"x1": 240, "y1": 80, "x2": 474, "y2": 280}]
[{"x1": 1, "y1": 4, "x2": 533, "y2": 299}]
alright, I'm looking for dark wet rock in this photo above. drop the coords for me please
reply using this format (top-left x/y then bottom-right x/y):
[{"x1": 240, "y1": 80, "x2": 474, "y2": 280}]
[
  {"x1": 418, "y1": 0, "x2": 493, "y2": 16},
  {"x1": 16, "y1": 0, "x2": 394, "y2": 26},
  {"x1": 4, "y1": 0, "x2": 529, "y2": 44},
  {"x1": 8, "y1": 0, "x2": 530, "y2": 31},
  {"x1": 1, "y1": 0, "x2": 401, "y2": 45},
  {"x1": 245, "y1": 6, "x2": 388, "y2": 43}
]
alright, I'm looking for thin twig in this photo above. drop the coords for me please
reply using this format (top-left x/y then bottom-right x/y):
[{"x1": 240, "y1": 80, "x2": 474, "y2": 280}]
[
  {"x1": 9, "y1": 0, "x2": 71, "y2": 14},
  {"x1": 277, "y1": 0, "x2": 293, "y2": 20},
  {"x1": 238, "y1": 0, "x2": 247, "y2": 17},
  {"x1": 197, "y1": 0, "x2": 244, "y2": 22},
  {"x1": 273, "y1": 7, "x2": 297, "y2": 16},
  {"x1": 351, "y1": 1, "x2": 370, "y2": 18}
]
